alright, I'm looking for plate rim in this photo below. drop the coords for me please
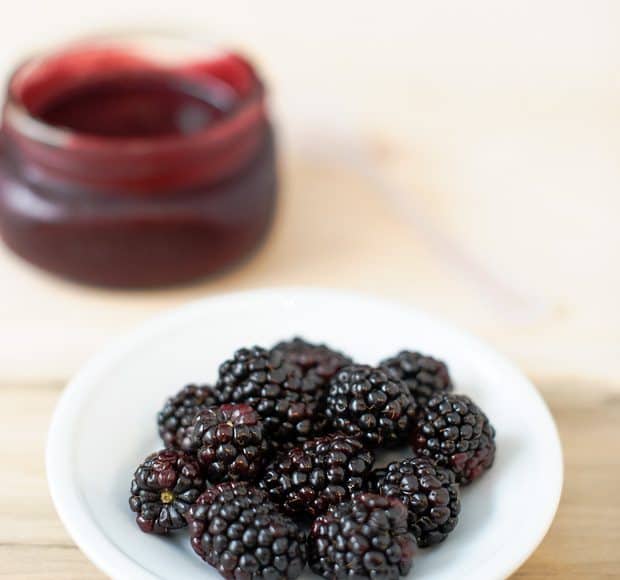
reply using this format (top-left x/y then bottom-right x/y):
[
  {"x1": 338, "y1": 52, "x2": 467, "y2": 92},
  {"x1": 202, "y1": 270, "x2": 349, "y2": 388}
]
[{"x1": 46, "y1": 286, "x2": 563, "y2": 580}]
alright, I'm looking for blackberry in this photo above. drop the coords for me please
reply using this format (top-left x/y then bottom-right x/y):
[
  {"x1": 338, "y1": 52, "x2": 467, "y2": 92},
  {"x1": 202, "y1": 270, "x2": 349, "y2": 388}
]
[
  {"x1": 129, "y1": 449, "x2": 206, "y2": 534},
  {"x1": 370, "y1": 457, "x2": 460, "y2": 547},
  {"x1": 188, "y1": 482, "x2": 307, "y2": 579},
  {"x1": 411, "y1": 393, "x2": 496, "y2": 485},
  {"x1": 191, "y1": 404, "x2": 268, "y2": 483},
  {"x1": 308, "y1": 492, "x2": 415, "y2": 579},
  {"x1": 273, "y1": 337, "x2": 352, "y2": 388},
  {"x1": 217, "y1": 346, "x2": 328, "y2": 449},
  {"x1": 259, "y1": 433, "x2": 375, "y2": 517},
  {"x1": 157, "y1": 384, "x2": 218, "y2": 450},
  {"x1": 380, "y1": 351, "x2": 453, "y2": 406},
  {"x1": 326, "y1": 365, "x2": 416, "y2": 448}
]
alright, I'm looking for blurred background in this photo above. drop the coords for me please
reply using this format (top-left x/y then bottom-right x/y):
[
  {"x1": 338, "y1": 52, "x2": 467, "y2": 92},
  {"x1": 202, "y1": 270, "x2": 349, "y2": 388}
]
[
  {"x1": 1, "y1": 1, "x2": 619, "y2": 577},
  {"x1": 2, "y1": 1, "x2": 619, "y2": 385}
]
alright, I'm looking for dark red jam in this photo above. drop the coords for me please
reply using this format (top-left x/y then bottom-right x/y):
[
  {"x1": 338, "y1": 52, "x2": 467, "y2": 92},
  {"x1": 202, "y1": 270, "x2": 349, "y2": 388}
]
[
  {"x1": 0, "y1": 36, "x2": 276, "y2": 287},
  {"x1": 37, "y1": 73, "x2": 227, "y2": 138}
]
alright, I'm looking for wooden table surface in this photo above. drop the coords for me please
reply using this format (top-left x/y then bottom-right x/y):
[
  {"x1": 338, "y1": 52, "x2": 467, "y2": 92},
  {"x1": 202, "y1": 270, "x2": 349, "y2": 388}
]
[{"x1": 1, "y1": 4, "x2": 620, "y2": 577}]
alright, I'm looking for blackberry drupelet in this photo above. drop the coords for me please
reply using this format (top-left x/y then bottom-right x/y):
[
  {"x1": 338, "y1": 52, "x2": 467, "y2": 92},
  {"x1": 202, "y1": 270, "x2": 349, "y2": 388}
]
[
  {"x1": 259, "y1": 433, "x2": 375, "y2": 517},
  {"x1": 191, "y1": 404, "x2": 268, "y2": 483},
  {"x1": 188, "y1": 482, "x2": 307, "y2": 579},
  {"x1": 157, "y1": 384, "x2": 218, "y2": 450},
  {"x1": 380, "y1": 351, "x2": 453, "y2": 406},
  {"x1": 272, "y1": 337, "x2": 352, "y2": 388},
  {"x1": 308, "y1": 492, "x2": 416, "y2": 579},
  {"x1": 411, "y1": 393, "x2": 496, "y2": 485},
  {"x1": 216, "y1": 346, "x2": 328, "y2": 450},
  {"x1": 370, "y1": 457, "x2": 461, "y2": 547},
  {"x1": 129, "y1": 449, "x2": 206, "y2": 534},
  {"x1": 326, "y1": 365, "x2": 416, "y2": 448}
]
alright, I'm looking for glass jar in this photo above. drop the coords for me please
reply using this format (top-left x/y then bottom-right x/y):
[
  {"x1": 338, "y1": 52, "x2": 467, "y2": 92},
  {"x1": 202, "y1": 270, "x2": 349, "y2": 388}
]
[{"x1": 0, "y1": 33, "x2": 276, "y2": 287}]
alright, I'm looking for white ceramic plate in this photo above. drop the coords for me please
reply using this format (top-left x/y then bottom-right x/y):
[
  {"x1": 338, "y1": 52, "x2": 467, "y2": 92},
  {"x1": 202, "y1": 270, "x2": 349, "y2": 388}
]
[{"x1": 47, "y1": 288, "x2": 562, "y2": 580}]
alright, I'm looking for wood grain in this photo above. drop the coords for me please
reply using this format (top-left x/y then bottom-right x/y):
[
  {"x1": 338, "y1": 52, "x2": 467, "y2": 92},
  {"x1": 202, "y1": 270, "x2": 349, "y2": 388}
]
[
  {"x1": 511, "y1": 383, "x2": 620, "y2": 579},
  {"x1": 0, "y1": 380, "x2": 617, "y2": 578}
]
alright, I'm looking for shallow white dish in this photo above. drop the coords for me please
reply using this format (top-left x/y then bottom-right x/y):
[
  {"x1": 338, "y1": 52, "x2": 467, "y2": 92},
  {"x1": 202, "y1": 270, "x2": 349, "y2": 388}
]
[{"x1": 47, "y1": 287, "x2": 562, "y2": 580}]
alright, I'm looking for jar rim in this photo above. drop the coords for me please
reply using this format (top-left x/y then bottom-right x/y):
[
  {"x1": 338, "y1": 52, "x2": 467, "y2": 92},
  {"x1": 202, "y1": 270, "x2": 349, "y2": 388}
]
[{"x1": 3, "y1": 30, "x2": 265, "y2": 153}]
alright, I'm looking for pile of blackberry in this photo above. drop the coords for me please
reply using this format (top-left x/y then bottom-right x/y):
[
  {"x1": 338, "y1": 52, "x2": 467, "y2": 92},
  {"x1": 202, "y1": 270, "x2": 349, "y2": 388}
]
[{"x1": 128, "y1": 337, "x2": 497, "y2": 578}]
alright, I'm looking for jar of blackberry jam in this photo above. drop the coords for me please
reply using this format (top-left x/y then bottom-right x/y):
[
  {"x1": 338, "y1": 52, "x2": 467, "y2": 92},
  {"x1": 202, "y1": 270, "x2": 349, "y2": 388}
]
[{"x1": 0, "y1": 34, "x2": 276, "y2": 287}]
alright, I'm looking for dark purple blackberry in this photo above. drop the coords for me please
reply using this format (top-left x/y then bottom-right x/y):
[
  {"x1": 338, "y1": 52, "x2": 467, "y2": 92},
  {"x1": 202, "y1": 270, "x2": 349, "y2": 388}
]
[
  {"x1": 380, "y1": 351, "x2": 453, "y2": 406},
  {"x1": 216, "y1": 346, "x2": 328, "y2": 450},
  {"x1": 326, "y1": 365, "x2": 416, "y2": 448},
  {"x1": 129, "y1": 449, "x2": 206, "y2": 534},
  {"x1": 272, "y1": 337, "x2": 352, "y2": 388},
  {"x1": 188, "y1": 482, "x2": 307, "y2": 579},
  {"x1": 370, "y1": 457, "x2": 460, "y2": 547},
  {"x1": 259, "y1": 433, "x2": 375, "y2": 517},
  {"x1": 157, "y1": 384, "x2": 218, "y2": 450},
  {"x1": 190, "y1": 404, "x2": 268, "y2": 483},
  {"x1": 308, "y1": 492, "x2": 415, "y2": 579},
  {"x1": 411, "y1": 393, "x2": 496, "y2": 485}
]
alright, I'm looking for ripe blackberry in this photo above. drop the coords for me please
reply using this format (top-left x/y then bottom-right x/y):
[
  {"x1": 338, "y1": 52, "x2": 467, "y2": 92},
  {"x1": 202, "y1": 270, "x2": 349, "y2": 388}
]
[
  {"x1": 217, "y1": 346, "x2": 328, "y2": 449},
  {"x1": 157, "y1": 384, "x2": 218, "y2": 450},
  {"x1": 380, "y1": 351, "x2": 453, "y2": 406},
  {"x1": 326, "y1": 365, "x2": 416, "y2": 448},
  {"x1": 129, "y1": 449, "x2": 206, "y2": 534},
  {"x1": 259, "y1": 433, "x2": 375, "y2": 517},
  {"x1": 370, "y1": 457, "x2": 460, "y2": 547},
  {"x1": 191, "y1": 404, "x2": 268, "y2": 484},
  {"x1": 411, "y1": 393, "x2": 496, "y2": 485},
  {"x1": 308, "y1": 492, "x2": 415, "y2": 579},
  {"x1": 273, "y1": 337, "x2": 352, "y2": 387},
  {"x1": 188, "y1": 482, "x2": 307, "y2": 579}
]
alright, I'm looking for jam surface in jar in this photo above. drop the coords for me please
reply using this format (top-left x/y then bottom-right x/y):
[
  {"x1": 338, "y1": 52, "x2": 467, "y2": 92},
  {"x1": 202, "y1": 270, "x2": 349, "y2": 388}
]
[
  {"x1": 0, "y1": 35, "x2": 277, "y2": 287},
  {"x1": 36, "y1": 72, "x2": 226, "y2": 138}
]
